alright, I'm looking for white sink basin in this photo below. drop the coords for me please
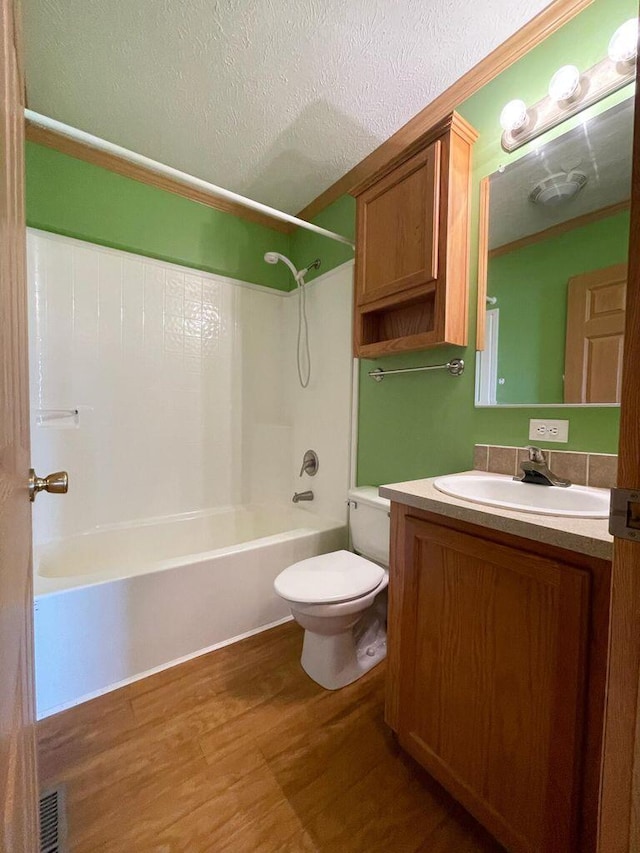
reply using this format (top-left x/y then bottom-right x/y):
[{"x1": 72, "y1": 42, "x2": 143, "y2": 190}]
[{"x1": 433, "y1": 474, "x2": 610, "y2": 518}]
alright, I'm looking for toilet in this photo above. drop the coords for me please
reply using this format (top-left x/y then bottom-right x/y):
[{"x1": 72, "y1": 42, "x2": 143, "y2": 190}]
[{"x1": 274, "y1": 486, "x2": 390, "y2": 690}]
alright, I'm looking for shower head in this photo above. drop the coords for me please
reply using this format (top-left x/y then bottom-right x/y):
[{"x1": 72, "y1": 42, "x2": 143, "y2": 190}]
[
  {"x1": 263, "y1": 251, "x2": 300, "y2": 281},
  {"x1": 264, "y1": 250, "x2": 316, "y2": 389},
  {"x1": 263, "y1": 251, "x2": 322, "y2": 282}
]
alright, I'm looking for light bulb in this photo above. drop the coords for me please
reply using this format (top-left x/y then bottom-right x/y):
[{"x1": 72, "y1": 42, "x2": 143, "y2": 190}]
[
  {"x1": 548, "y1": 65, "x2": 581, "y2": 103},
  {"x1": 608, "y1": 18, "x2": 639, "y2": 64},
  {"x1": 499, "y1": 99, "x2": 528, "y2": 133}
]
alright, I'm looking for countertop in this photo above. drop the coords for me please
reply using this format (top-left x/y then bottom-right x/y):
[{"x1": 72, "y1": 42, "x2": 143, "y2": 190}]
[{"x1": 379, "y1": 470, "x2": 613, "y2": 561}]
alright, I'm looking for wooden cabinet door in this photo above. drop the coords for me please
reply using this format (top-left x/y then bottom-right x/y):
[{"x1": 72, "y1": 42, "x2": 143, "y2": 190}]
[
  {"x1": 395, "y1": 518, "x2": 590, "y2": 853},
  {"x1": 355, "y1": 141, "x2": 440, "y2": 307}
]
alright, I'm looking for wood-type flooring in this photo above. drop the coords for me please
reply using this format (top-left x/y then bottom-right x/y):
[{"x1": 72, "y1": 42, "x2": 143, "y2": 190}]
[{"x1": 38, "y1": 621, "x2": 505, "y2": 852}]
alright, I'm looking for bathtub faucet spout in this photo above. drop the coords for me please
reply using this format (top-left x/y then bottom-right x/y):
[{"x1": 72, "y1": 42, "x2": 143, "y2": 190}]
[{"x1": 292, "y1": 490, "x2": 314, "y2": 503}]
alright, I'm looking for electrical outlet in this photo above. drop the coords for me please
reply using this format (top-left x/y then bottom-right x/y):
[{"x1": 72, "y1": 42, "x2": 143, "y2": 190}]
[{"x1": 528, "y1": 419, "x2": 569, "y2": 443}]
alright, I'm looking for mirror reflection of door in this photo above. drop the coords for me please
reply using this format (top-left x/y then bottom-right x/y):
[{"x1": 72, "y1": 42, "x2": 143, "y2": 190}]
[
  {"x1": 475, "y1": 309, "x2": 499, "y2": 405},
  {"x1": 476, "y1": 95, "x2": 633, "y2": 408},
  {"x1": 564, "y1": 263, "x2": 626, "y2": 403}
]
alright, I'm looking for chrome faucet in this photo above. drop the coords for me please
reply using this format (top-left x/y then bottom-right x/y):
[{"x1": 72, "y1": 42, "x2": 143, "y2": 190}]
[
  {"x1": 292, "y1": 490, "x2": 314, "y2": 503},
  {"x1": 514, "y1": 446, "x2": 571, "y2": 487}
]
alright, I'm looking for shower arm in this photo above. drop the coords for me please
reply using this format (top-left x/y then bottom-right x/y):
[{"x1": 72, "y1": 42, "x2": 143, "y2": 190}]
[{"x1": 25, "y1": 110, "x2": 356, "y2": 250}]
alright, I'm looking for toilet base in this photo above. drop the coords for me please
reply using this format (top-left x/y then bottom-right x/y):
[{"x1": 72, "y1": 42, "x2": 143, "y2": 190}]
[{"x1": 300, "y1": 599, "x2": 387, "y2": 690}]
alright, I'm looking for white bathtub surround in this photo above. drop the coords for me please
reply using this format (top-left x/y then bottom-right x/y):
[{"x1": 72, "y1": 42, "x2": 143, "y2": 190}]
[
  {"x1": 28, "y1": 231, "x2": 354, "y2": 539},
  {"x1": 284, "y1": 261, "x2": 354, "y2": 522},
  {"x1": 27, "y1": 230, "x2": 295, "y2": 541},
  {"x1": 238, "y1": 284, "x2": 291, "y2": 505},
  {"x1": 28, "y1": 231, "x2": 354, "y2": 715}
]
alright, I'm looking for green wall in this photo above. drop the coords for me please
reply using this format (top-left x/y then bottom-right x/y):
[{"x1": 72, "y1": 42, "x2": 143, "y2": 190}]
[
  {"x1": 293, "y1": 0, "x2": 632, "y2": 485},
  {"x1": 290, "y1": 195, "x2": 356, "y2": 282},
  {"x1": 490, "y1": 210, "x2": 630, "y2": 404},
  {"x1": 26, "y1": 142, "x2": 292, "y2": 291},
  {"x1": 26, "y1": 0, "x2": 634, "y2": 487}
]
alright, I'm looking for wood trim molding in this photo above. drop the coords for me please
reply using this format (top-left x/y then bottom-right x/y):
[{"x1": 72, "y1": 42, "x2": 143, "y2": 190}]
[
  {"x1": 295, "y1": 0, "x2": 596, "y2": 223},
  {"x1": 476, "y1": 177, "x2": 490, "y2": 351},
  {"x1": 488, "y1": 200, "x2": 631, "y2": 259},
  {"x1": 351, "y1": 111, "x2": 477, "y2": 197},
  {"x1": 25, "y1": 122, "x2": 292, "y2": 235}
]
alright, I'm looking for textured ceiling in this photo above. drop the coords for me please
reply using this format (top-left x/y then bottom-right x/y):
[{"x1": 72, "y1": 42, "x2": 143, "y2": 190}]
[{"x1": 23, "y1": 0, "x2": 552, "y2": 214}]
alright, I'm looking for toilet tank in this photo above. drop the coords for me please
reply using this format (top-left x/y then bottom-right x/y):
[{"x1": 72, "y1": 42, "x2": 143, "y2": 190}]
[{"x1": 348, "y1": 487, "x2": 391, "y2": 567}]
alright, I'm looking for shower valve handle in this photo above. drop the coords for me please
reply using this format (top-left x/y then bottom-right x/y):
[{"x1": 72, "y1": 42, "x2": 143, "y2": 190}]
[{"x1": 299, "y1": 450, "x2": 319, "y2": 477}]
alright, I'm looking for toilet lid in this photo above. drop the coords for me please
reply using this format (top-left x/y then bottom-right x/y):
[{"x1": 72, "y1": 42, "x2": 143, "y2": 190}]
[{"x1": 274, "y1": 550, "x2": 385, "y2": 604}]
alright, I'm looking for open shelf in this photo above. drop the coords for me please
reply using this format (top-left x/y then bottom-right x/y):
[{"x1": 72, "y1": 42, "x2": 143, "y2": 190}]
[
  {"x1": 352, "y1": 112, "x2": 477, "y2": 358},
  {"x1": 359, "y1": 292, "x2": 435, "y2": 350}
]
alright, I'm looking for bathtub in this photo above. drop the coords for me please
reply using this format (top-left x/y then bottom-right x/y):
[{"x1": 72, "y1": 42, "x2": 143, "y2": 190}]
[{"x1": 33, "y1": 504, "x2": 347, "y2": 718}]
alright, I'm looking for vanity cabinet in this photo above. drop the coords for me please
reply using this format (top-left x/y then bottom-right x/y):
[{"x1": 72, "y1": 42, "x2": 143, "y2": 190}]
[
  {"x1": 352, "y1": 112, "x2": 477, "y2": 357},
  {"x1": 386, "y1": 503, "x2": 611, "y2": 853}
]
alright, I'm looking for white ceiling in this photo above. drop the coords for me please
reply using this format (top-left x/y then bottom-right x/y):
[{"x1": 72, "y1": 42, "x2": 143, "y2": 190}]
[
  {"x1": 489, "y1": 96, "x2": 634, "y2": 248},
  {"x1": 23, "y1": 0, "x2": 552, "y2": 215}
]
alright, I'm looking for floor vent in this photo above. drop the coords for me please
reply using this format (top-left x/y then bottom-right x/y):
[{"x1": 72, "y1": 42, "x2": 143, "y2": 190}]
[{"x1": 39, "y1": 786, "x2": 67, "y2": 853}]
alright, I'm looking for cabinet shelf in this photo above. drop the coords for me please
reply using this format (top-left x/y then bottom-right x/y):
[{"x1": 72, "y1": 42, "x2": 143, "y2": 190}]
[{"x1": 353, "y1": 112, "x2": 477, "y2": 358}]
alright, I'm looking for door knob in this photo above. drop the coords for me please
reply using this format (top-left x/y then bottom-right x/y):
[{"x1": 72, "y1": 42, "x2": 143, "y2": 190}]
[{"x1": 28, "y1": 469, "x2": 68, "y2": 502}]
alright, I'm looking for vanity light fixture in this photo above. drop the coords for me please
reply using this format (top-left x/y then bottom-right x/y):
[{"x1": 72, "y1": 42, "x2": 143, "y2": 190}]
[
  {"x1": 548, "y1": 65, "x2": 581, "y2": 103},
  {"x1": 500, "y1": 99, "x2": 529, "y2": 134},
  {"x1": 500, "y1": 18, "x2": 638, "y2": 152},
  {"x1": 608, "y1": 18, "x2": 639, "y2": 65}
]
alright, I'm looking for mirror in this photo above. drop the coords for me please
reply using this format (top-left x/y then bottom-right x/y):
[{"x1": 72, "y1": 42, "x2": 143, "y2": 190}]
[{"x1": 476, "y1": 96, "x2": 633, "y2": 407}]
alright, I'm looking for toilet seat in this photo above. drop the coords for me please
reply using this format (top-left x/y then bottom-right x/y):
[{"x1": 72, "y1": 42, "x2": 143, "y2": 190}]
[{"x1": 274, "y1": 550, "x2": 384, "y2": 604}]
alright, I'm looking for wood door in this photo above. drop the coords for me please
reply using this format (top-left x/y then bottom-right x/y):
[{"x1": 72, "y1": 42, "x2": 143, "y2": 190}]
[
  {"x1": 355, "y1": 140, "x2": 440, "y2": 307},
  {"x1": 396, "y1": 517, "x2": 590, "y2": 853},
  {"x1": 0, "y1": 0, "x2": 39, "y2": 847},
  {"x1": 597, "y1": 17, "x2": 640, "y2": 849},
  {"x1": 564, "y1": 264, "x2": 627, "y2": 404}
]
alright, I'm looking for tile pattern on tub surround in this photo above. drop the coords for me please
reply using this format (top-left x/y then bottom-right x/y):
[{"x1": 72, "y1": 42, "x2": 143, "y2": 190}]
[
  {"x1": 28, "y1": 230, "x2": 354, "y2": 546},
  {"x1": 474, "y1": 445, "x2": 618, "y2": 489},
  {"x1": 27, "y1": 230, "x2": 293, "y2": 544},
  {"x1": 284, "y1": 264, "x2": 354, "y2": 525}
]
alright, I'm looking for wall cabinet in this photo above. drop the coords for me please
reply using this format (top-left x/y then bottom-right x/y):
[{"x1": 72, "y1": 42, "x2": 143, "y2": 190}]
[
  {"x1": 352, "y1": 112, "x2": 477, "y2": 357},
  {"x1": 386, "y1": 504, "x2": 611, "y2": 853}
]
